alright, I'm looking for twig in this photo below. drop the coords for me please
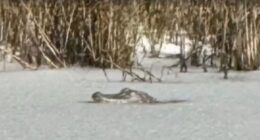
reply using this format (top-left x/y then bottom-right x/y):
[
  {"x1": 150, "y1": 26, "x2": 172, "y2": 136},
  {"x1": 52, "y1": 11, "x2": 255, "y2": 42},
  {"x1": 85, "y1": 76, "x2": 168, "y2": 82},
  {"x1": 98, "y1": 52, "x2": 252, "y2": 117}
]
[
  {"x1": 102, "y1": 57, "x2": 161, "y2": 82},
  {"x1": 0, "y1": 48, "x2": 38, "y2": 70}
]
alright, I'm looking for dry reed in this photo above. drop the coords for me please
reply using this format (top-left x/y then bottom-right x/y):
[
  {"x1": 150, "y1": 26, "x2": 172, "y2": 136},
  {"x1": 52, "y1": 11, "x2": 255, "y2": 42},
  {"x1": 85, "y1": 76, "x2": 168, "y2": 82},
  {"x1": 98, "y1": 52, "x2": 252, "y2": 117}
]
[{"x1": 0, "y1": 0, "x2": 259, "y2": 73}]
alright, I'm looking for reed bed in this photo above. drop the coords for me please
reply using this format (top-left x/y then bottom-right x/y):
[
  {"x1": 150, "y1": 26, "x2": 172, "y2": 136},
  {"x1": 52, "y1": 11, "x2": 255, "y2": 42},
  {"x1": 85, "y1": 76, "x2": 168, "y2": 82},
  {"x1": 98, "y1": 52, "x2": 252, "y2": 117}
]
[{"x1": 0, "y1": 0, "x2": 260, "y2": 71}]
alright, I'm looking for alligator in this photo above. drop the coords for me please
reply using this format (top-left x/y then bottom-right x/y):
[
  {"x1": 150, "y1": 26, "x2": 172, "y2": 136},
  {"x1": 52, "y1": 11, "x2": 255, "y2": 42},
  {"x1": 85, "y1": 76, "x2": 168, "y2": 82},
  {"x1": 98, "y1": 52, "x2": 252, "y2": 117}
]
[{"x1": 91, "y1": 88, "x2": 186, "y2": 104}]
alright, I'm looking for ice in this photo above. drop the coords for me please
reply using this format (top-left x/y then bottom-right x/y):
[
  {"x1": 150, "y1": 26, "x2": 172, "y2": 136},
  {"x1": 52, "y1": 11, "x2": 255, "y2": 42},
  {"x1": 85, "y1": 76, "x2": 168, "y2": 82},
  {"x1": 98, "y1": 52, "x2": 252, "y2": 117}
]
[{"x1": 0, "y1": 63, "x2": 260, "y2": 140}]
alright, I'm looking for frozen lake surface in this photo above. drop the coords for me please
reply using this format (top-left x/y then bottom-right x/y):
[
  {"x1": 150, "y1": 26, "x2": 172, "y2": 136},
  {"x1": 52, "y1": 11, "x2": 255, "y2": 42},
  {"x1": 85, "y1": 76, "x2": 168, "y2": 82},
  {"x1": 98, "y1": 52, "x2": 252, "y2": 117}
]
[{"x1": 0, "y1": 62, "x2": 260, "y2": 140}]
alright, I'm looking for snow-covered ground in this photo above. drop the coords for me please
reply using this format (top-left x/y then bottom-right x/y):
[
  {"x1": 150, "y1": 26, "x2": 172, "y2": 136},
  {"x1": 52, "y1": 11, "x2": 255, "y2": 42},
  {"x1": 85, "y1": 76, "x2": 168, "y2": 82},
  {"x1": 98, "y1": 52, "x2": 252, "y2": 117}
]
[
  {"x1": 133, "y1": 30, "x2": 214, "y2": 66},
  {"x1": 0, "y1": 61, "x2": 260, "y2": 140}
]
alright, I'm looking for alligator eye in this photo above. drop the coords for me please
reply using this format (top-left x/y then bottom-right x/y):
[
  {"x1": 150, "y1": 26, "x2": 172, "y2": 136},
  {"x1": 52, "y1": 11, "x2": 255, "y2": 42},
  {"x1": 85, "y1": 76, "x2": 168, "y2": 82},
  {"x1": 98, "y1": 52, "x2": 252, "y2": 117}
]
[{"x1": 120, "y1": 88, "x2": 131, "y2": 93}]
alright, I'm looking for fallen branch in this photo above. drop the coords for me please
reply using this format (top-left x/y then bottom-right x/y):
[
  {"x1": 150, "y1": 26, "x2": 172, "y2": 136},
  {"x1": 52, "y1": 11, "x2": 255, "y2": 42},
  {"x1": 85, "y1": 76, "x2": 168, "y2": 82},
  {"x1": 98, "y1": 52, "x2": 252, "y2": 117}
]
[
  {"x1": 0, "y1": 48, "x2": 38, "y2": 70},
  {"x1": 12, "y1": 55, "x2": 38, "y2": 70},
  {"x1": 102, "y1": 59, "x2": 162, "y2": 83}
]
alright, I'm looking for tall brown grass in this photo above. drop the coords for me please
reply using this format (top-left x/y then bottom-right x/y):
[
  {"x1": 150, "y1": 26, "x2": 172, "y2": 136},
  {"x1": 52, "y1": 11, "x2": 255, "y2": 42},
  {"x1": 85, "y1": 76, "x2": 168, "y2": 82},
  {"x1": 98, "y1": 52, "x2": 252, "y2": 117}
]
[{"x1": 0, "y1": 0, "x2": 259, "y2": 71}]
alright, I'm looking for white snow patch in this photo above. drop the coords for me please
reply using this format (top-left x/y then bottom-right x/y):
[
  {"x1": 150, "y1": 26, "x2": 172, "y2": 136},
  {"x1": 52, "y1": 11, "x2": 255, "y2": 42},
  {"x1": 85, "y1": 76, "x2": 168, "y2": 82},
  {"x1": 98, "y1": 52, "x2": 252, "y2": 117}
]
[{"x1": 130, "y1": 26, "x2": 217, "y2": 66}]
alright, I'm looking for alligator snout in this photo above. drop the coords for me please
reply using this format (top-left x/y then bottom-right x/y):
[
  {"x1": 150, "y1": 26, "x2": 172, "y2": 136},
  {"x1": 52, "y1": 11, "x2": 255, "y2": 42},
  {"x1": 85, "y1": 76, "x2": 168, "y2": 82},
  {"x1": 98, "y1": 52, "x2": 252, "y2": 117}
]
[{"x1": 92, "y1": 92, "x2": 104, "y2": 102}]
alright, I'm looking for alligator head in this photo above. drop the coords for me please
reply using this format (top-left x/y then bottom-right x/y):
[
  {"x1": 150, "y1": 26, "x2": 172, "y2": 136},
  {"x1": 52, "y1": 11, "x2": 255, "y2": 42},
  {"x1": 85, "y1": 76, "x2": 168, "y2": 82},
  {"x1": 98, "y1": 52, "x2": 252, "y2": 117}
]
[{"x1": 92, "y1": 88, "x2": 158, "y2": 104}]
